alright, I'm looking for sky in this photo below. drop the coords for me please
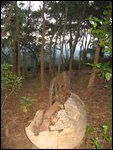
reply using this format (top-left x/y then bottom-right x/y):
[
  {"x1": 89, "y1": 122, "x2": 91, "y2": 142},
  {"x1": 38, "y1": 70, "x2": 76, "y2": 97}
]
[
  {"x1": 31, "y1": 1, "x2": 42, "y2": 10},
  {"x1": 18, "y1": 1, "x2": 41, "y2": 11}
]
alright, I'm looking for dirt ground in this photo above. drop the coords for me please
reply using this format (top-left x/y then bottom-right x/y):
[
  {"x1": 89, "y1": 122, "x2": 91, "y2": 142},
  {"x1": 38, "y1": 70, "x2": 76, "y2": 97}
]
[{"x1": 1, "y1": 68, "x2": 112, "y2": 149}]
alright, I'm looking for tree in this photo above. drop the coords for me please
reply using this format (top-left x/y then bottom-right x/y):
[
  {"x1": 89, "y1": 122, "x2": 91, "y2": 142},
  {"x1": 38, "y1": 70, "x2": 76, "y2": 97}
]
[
  {"x1": 47, "y1": 2, "x2": 61, "y2": 76},
  {"x1": 58, "y1": 2, "x2": 68, "y2": 74},
  {"x1": 1, "y1": 1, "x2": 16, "y2": 39},
  {"x1": 87, "y1": 2, "x2": 112, "y2": 92},
  {"x1": 40, "y1": 1, "x2": 46, "y2": 89},
  {"x1": 1, "y1": 1, "x2": 111, "y2": 88},
  {"x1": 22, "y1": 48, "x2": 26, "y2": 77},
  {"x1": 87, "y1": 44, "x2": 100, "y2": 91},
  {"x1": 69, "y1": 1, "x2": 88, "y2": 76}
]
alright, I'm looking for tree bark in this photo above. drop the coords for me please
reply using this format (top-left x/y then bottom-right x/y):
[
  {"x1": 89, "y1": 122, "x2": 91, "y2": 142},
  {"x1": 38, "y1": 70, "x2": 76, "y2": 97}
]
[
  {"x1": 78, "y1": 35, "x2": 84, "y2": 70},
  {"x1": 15, "y1": 2, "x2": 20, "y2": 76},
  {"x1": 83, "y1": 30, "x2": 88, "y2": 63},
  {"x1": 69, "y1": 20, "x2": 73, "y2": 50},
  {"x1": 17, "y1": 37, "x2": 20, "y2": 76},
  {"x1": 49, "y1": 36, "x2": 54, "y2": 76},
  {"x1": 87, "y1": 44, "x2": 100, "y2": 92},
  {"x1": 40, "y1": 1, "x2": 45, "y2": 89},
  {"x1": 23, "y1": 49, "x2": 26, "y2": 77},
  {"x1": 52, "y1": 33, "x2": 58, "y2": 75}
]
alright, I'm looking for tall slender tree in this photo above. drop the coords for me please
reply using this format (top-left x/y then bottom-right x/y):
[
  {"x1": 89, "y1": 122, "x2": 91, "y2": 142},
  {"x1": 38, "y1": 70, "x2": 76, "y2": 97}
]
[
  {"x1": 69, "y1": 1, "x2": 88, "y2": 76},
  {"x1": 87, "y1": 44, "x2": 100, "y2": 92},
  {"x1": 40, "y1": 1, "x2": 45, "y2": 89},
  {"x1": 58, "y1": 2, "x2": 68, "y2": 74}
]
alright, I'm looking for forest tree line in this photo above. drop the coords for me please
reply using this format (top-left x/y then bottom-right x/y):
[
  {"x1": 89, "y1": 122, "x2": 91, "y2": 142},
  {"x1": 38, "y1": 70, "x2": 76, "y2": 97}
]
[{"x1": 1, "y1": 1, "x2": 112, "y2": 90}]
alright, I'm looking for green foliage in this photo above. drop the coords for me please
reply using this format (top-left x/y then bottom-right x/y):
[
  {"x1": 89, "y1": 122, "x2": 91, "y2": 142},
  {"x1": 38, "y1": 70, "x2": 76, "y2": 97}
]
[
  {"x1": 86, "y1": 124, "x2": 112, "y2": 149},
  {"x1": 1, "y1": 64, "x2": 23, "y2": 93},
  {"x1": 85, "y1": 62, "x2": 112, "y2": 81},
  {"x1": 95, "y1": 63, "x2": 112, "y2": 81},
  {"x1": 87, "y1": 3, "x2": 112, "y2": 84},
  {"x1": 86, "y1": 125, "x2": 93, "y2": 137},
  {"x1": 100, "y1": 124, "x2": 112, "y2": 142},
  {"x1": 1, "y1": 64, "x2": 23, "y2": 109},
  {"x1": 88, "y1": 4, "x2": 112, "y2": 54},
  {"x1": 20, "y1": 96, "x2": 32, "y2": 112},
  {"x1": 91, "y1": 137, "x2": 102, "y2": 149}
]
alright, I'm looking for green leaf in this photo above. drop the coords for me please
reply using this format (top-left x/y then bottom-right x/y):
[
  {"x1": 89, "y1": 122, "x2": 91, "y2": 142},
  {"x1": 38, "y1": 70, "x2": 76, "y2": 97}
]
[
  {"x1": 104, "y1": 48, "x2": 111, "y2": 53},
  {"x1": 88, "y1": 15, "x2": 93, "y2": 21},
  {"x1": 99, "y1": 39, "x2": 105, "y2": 46},
  {"x1": 104, "y1": 135, "x2": 111, "y2": 142},
  {"x1": 94, "y1": 17, "x2": 100, "y2": 22},
  {"x1": 93, "y1": 22, "x2": 97, "y2": 28},
  {"x1": 85, "y1": 62, "x2": 93, "y2": 67},
  {"x1": 105, "y1": 73, "x2": 112, "y2": 81},
  {"x1": 101, "y1": 124, "x2": 110, "y2": 134},
  {"x1": 91, "y1": 138, "x2": 102, "y2": 149},
  {"x1": 95, "y1": 63, "x2": 101, "y2": 69},
  {"x1": 104, "y1": 84, "x2": 109, "y2": 88}
]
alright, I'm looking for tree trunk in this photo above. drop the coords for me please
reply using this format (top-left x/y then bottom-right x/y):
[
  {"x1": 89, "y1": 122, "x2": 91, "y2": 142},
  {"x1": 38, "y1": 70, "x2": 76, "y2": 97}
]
[
  {"x1": 87, "y1": 44, "x2": 100, "y2": 92},
  {"x1": 17, "y1": 27, "x2": 20, "y2": 76},
  {"x1": 23, "y1": 49, "x2": 26, "y2": 77},
  {"x1": 17, "y1": 38, "x2": 20, "y2": 76},
  {"x1": 78, "y1": 35, "x2": 85, "y2": 70},
  {"x1": 16, "y1": 2, "x2": 20, "y2": 76},
  {"x1": 40, "y1": 1, "x2": 45, "y2": 89},
  {"x1": 58, "y1": 2, "x2": 67, "y2": 75},
  {"x1": 69, "y1": 1, "x2": 87, "y2": 76},
  {"x1": 10, "y1": 41, "x2": 17, "y2": 74},
  {"x1": 52, "y1": 33, "x2": 58, "y2": 75},
  {"x1": 65, "y1": 41, "x2": 69, "y2": 68},
  {"x1": 49, "y1": 37, "x2": 53, "y2": 76},
  {"x1": 69, "y1": 20, "x2": 73, "y2": 50},
  {"x1": 83, "y1": 30, "x2": 88, "y2": 63},
  {"x1": 99, "y1": 46, "x2": 104, "y2": 63}
]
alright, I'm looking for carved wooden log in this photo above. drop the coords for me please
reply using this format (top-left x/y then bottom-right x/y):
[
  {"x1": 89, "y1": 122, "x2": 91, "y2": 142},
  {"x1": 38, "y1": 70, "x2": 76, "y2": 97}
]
[
  {"x1": 39, "y1": 101, "x2": 64, "y2": 132},
  {"x1": 31, "y1": 109, "x2": 45, "y2": 135},
  {"x1": 31, "y1": 101, "x2": 64, "y2": 135},
  {"x1": 25, "y1": 72, "x2": 87, "y2": 149},
  {"x1": 25, "y1": 93, "x2": 87, "y2": 149}
]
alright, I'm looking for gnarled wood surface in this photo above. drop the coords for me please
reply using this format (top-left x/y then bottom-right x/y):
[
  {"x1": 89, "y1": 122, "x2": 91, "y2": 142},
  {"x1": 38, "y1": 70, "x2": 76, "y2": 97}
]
[{"x1": 25, "y1": 72, "x2": 87, "y2": 149}]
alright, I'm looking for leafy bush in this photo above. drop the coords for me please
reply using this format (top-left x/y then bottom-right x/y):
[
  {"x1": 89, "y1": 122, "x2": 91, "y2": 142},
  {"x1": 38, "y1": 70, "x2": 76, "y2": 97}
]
[
  {"x1": 1, "y1": 64, "x2": 23, "y2": 109},
  {"x1": 86, "y1": 62, "x2": 112, "y2": 81},
  {"x1": 87, "y1": 4, "x2": 112, "y2": 82},
  {"x1": 20, "y1": 96, "x2": 32, "y2": 112},
  {"x1": 95, "y1": 63, "x2": 112, "y2": 81}
]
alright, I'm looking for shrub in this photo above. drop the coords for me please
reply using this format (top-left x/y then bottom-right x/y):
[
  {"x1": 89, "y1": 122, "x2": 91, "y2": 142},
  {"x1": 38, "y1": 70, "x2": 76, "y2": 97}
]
[
  {"x1": 20, "y1": 96, "x2": 32, "y2": 112},
  {"x1": 1, "y1": 64, "x2": 23, "y2": 109}
]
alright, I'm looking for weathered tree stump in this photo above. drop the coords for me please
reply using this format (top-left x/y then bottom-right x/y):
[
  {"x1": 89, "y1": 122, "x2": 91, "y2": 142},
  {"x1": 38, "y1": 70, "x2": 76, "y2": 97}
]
[
  {"x1": 25, "y1": 71, "x2": 87, "y2": 149},
  {"x1": 49, "y1": 72, "x2": 71, "y2": 106}
]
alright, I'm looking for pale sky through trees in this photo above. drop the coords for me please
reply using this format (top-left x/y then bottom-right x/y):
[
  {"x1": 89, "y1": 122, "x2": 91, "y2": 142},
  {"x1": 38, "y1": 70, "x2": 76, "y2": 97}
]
[{"x1": 18, "y1": 1, "x2": 41, "y2": 11}]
